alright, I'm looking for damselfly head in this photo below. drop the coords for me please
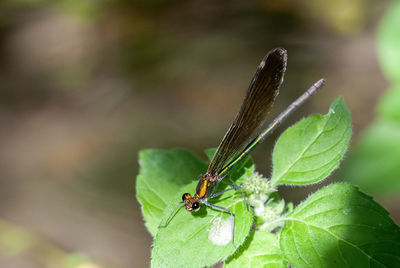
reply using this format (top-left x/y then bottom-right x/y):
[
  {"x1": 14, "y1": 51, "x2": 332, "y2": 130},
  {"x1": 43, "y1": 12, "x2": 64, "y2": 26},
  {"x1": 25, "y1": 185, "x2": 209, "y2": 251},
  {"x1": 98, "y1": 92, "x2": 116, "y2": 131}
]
[{"x1": 182, "y1": 193, "x2": 201, "y2": 212}]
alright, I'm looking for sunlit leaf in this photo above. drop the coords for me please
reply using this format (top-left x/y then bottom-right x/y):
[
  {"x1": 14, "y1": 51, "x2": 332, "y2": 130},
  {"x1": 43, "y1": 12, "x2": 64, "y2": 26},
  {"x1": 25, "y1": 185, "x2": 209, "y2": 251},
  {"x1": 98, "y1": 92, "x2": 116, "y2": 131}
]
[
  {"x1": 280, "y1": 183, "x2": 400, "y2": 267},
  {"x1": 137, "y1": 148, "x2": 254, "y2": 267},
  {"x1": 271, "y1": 98, "x2": 351, "y2": 186}
]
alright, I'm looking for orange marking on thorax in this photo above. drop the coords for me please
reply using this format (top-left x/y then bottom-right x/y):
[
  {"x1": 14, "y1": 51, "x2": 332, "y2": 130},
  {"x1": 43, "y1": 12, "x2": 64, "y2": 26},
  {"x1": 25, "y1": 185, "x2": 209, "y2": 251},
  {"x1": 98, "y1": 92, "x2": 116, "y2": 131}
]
[{"x1": 197, "y1": 178, "x2": 208, "y2": 198}]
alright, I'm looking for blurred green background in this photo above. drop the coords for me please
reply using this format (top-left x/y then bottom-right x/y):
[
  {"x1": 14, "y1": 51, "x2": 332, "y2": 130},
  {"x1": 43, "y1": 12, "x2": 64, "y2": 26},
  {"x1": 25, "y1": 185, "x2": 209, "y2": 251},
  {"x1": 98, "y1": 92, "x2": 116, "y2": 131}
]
[{"x1": 0, "y1": 0, "x2": 398, "y2": 267}]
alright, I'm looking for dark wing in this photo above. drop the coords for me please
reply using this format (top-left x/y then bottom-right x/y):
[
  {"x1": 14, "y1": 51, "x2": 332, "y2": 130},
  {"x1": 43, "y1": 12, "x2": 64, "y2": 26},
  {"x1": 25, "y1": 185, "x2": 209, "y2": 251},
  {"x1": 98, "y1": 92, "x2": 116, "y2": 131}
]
[{"x1": 207, "y1": 48, "x2": 287, "y2": 175}]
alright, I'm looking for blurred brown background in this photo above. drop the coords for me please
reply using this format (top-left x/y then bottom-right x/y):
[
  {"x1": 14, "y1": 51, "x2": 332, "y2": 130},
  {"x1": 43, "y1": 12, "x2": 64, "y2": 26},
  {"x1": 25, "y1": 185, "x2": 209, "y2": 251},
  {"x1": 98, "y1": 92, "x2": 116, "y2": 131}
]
[{"x1": 0, "y1": 0, "x2": 396, "y2": 267}]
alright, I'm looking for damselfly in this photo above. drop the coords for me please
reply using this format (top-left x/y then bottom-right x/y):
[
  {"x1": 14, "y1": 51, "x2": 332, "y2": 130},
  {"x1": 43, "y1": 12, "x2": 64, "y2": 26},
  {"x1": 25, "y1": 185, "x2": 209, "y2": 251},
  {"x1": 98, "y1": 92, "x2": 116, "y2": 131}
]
[{"x1": 160, "y1": 48, "x2": 325, "y2": 236}]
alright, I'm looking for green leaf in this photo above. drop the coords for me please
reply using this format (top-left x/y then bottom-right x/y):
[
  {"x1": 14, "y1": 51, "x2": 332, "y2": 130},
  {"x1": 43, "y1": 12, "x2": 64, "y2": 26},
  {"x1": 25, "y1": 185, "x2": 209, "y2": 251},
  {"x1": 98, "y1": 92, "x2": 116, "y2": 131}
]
[
  {"x1": 136, "y1": 149, "x2": 207, "y2": 236},
  {"x1": 152, "y1": 180, "x2": 253, "y2": 268},
  {"x1": 377, "y1": 84, "x2": 400, "y2": 123},
  {"x1": 340, "y1": 120, "x2": 400, "y2": 196},
  {"x1": 271, "y1": 97, "x2": 352, "y2": 185},
  {"x1": 225, "y1": 231, "x2": 287, "y2": 268},
  {"x1": 137, "y1": 148, "x2": 254, "y2": 267},
  {"x1": 280, "y1": 183, "x2": 400, "y2": 268},
  {"x1": 377, "y1": 0, "x2": 400, "y2": 83}
]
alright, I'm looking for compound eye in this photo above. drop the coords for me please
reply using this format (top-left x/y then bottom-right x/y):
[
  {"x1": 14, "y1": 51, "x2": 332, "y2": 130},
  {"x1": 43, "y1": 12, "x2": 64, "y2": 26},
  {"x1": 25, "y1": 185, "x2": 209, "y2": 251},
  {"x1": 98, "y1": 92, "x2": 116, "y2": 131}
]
[
  {"x1": 192, "y1": 202, "x2": 200, "y2": 211},
  {"x1": 182, "y1": 193, "x2": 190, "y2": 202}
]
